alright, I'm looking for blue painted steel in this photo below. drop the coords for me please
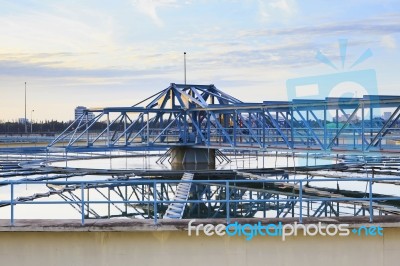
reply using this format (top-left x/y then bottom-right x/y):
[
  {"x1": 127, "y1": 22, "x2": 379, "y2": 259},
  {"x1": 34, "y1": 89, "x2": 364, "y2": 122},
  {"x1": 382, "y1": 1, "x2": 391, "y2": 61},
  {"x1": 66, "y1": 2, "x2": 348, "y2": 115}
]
[
  {"x1": 299, "y1": 180, "x2": 303, "y2": 223},
  {"x1": 226, "y1": 181, "x2": 230, "y2": 223},
  {"x1": 46, "y1": 84, "x2": 400, "y2": 155},
  {"x1": 10, "y1": 183, "x2": 14, "y2": 226},
  {"x1": 153, "y1": 180, "x2": 158, "y2": 224},
  {"x1": 369, "y1": 177, "x2": 373, "y2": 222},
  {"x1": 81, "y1": 183, "x2": 85, "y2": 225},
  {"x1": 2, "y1": 177, "x2": 400, "y2": 225}
]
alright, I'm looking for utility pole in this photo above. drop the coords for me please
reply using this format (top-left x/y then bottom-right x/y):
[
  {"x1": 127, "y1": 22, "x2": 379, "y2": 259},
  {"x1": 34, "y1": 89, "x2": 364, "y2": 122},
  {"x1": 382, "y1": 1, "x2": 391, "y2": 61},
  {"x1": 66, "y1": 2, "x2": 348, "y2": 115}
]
[
  {"x1": 24, "y1": 82, "x2": 27, "y2": 134},
  {"x1": 31, "y1": 109, "x2": 34, "y2": 133}
]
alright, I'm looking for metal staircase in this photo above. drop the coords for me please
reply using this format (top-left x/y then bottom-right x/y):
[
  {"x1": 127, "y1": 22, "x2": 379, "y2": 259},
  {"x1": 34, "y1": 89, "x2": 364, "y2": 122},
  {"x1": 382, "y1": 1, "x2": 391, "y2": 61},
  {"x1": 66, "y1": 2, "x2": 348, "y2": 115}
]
[{"x1": 163, "y1": 172, "x2": 194, "y2": 219}]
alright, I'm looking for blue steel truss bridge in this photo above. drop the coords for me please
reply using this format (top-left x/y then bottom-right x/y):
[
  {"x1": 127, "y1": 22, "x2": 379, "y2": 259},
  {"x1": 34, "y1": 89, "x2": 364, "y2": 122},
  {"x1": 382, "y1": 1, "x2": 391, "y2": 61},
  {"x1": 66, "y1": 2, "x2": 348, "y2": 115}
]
[
  {"x1": 1, "y1": 83, "x2": 400, "y2": 224},
  {"x1": 48, "y1": 83, "x2": 400, "y2": 156}
]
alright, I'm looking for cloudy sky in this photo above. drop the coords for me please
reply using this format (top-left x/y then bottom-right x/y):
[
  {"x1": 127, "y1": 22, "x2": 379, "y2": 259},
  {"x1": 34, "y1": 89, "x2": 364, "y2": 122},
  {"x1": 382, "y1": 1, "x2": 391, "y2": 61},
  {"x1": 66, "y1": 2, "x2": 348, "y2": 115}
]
[{"x1": 0, "y1": 0, "x2": 399, "y2": 121}]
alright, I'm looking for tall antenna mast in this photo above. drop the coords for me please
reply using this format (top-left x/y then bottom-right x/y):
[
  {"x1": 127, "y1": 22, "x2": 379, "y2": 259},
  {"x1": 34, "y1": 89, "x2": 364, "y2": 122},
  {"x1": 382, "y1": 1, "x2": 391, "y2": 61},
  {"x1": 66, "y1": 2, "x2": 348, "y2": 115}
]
[
  {"x1": 184, "y1": 52, "x2": 186, "y2": 85},
  {"x1": 24, "y1": 82, "x2": 27, "y2": 134}
]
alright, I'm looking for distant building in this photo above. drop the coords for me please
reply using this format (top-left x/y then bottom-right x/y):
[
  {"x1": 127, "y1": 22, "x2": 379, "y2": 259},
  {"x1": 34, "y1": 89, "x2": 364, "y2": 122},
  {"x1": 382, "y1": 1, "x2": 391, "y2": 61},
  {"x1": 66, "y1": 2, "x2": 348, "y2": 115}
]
[
  {"x1": 383, "y1": 112, "x2": 392, "y2": 121},
  {"x1": 74, "y1": 106, "x2": 95, "y2": 122},
  {"x1": 337, "y1": 114, "x2": 359, "y2": 122},
  {"x1": 338, "y1": 115, "x2": 348, "y2": 122},
  {"x1": 18, "y1": 118, "x2": 28, "y2": 124}
]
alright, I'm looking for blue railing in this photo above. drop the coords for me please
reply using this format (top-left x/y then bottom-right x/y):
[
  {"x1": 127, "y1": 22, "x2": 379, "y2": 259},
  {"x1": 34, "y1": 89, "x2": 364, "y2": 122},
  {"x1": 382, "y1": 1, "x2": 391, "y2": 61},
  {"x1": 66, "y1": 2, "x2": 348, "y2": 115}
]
[{"x1": 1, "y1": 177, "x2": 400, "y2": 225}]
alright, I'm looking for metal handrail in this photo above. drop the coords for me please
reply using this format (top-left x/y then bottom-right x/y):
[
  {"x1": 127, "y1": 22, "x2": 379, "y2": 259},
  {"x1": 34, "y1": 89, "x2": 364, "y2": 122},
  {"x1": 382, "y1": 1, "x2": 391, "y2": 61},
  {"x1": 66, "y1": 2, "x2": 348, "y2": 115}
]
[{"x1": 1, "y1": 177, "x2": 399, "y2": 226}]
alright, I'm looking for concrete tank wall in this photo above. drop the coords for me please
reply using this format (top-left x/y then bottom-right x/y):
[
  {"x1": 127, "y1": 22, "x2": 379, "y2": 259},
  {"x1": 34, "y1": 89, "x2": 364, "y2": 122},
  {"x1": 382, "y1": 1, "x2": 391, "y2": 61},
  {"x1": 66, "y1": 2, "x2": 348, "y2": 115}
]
[{"x1": 0, "y1": 228, "x2": 399, "y2": 266}]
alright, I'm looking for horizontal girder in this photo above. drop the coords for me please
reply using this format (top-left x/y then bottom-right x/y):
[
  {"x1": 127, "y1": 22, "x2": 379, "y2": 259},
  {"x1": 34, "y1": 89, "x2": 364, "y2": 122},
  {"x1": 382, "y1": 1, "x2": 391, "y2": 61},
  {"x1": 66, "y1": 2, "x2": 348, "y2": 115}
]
[{"x1": 48, "y1": 84, "x2": 400, "y2": 155}]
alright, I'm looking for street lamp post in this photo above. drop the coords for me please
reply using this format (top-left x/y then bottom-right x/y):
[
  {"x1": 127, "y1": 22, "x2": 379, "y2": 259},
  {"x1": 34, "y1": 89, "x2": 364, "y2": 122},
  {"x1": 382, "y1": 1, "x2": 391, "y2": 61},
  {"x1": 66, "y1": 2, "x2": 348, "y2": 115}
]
[{"x1": 31, "y1": 110, "x2": 34, "y2": 133}]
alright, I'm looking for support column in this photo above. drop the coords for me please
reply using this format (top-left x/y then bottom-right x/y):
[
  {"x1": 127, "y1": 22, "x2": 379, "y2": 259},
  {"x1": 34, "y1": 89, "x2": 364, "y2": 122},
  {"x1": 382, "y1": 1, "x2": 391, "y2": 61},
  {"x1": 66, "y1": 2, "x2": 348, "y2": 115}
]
[{"x1": 170, "y1": 147, "x2": 216, "y2": 170}]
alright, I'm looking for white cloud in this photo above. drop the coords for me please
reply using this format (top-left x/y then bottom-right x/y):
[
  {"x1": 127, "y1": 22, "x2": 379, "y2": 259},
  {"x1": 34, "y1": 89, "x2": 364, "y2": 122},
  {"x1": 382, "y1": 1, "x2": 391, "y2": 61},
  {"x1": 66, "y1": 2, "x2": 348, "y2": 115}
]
[
  {"x1": 258, "y1": 0, "x2": 297, "y2": 23},
  {"x1": 258, "y1": 0, "x2": 270, "y2": 22},
  {"x1": 0, "y1": 10, "x2": 116, "y2": 56},
  {"x1": 270, "y1": 0, "x2": 292, "y2": 13},
  {"x1": 381, "y1": 35, "x2": 397, "y2": 49},
  {"x1": 133, "y1": 0, "x2": 178, "y2": 27}
]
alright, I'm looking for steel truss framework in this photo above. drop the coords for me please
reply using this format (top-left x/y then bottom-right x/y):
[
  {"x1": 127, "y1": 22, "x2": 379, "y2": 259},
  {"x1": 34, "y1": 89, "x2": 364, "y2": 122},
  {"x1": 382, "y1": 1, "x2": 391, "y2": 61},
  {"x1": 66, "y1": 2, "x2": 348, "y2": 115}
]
[
  {"x1": 48, "y1": 83, "x2": 400, "y2": 154},
  {"x1": 2, "y1": 149, "x2": 400, "y2": 222},
  {"x1": 1, "y1": 177, "x2": 397, "y2": 221}
]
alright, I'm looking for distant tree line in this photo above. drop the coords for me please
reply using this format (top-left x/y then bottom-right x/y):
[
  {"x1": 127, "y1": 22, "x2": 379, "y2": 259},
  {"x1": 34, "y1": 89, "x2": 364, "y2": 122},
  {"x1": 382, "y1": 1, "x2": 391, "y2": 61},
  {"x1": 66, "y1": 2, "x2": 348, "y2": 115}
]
[
  {"x1": 0, "y1": 116, "x2": 398, "y2": 135},
  {"x1": 0, "y1": 120, "x2": 107, "y2": 134},
  {"x1": 0, "y1": 119, "x2": 168, "y2": 135}
]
